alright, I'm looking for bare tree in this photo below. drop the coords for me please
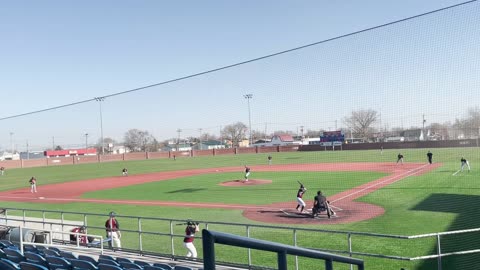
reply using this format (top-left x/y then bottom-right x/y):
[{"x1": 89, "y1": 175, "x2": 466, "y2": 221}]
[
  {"x1": 123, "y1": 129, "x2": 156, "y2": 152},
  {"x1": 343, "y1": 109, "x2": 378, "y2": 141},
  {"x1": 221, "y1": 122, "x2": 247, "y2": 147}
]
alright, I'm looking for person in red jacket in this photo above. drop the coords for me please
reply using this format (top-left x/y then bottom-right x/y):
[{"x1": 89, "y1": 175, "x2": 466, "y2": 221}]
[
  {"x1": 70, "y1": 226, "x2": 88, "y2": 245},
  {"x1": 105, "y1": 211, "x2": 122, "y2": 248}
]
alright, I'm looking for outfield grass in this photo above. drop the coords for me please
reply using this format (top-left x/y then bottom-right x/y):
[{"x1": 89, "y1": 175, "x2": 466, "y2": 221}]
[{"x1": 0, "y1": 147, "x2": 479, "y2": 269}]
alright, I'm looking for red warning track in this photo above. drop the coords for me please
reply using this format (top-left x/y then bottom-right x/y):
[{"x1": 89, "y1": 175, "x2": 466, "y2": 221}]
[{"x1": 0, "y1": 162, "x2": 440, "y2": 224}]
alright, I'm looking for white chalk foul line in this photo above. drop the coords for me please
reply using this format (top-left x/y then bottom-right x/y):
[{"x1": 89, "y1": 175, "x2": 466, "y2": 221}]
[
  {"x1": 452, "y1": 170, "x2": 460, "y2": 176},
  {"x1": 331, "y1": 164, "x2": 430, "y2": 203}
]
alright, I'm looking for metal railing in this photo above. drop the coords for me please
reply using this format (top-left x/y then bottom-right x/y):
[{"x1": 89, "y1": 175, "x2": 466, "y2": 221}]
[
  {"x1": 2, "y1": 207, "x2": 480, "y2": 270},
  {"x1": 202, "y1": 229, "x2": 364, "y2": 270}
]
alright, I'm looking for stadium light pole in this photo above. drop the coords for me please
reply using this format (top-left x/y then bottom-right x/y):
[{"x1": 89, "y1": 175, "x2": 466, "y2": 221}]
[
  {"x1": 176, "y1": 129, "x2": 182, "y2": 151},
  {"x1": 243, "y1": 94, "x2": 253, "y2": 146},
  {"x1": 9, "y1": 132, "x2": 14, "y2": 153},
  {"x1": 84, "y1": 133, "x2": 89, "y2": 150},
  {"x1": 95, "y1": 97, "x2": 106, "y2": 155}
]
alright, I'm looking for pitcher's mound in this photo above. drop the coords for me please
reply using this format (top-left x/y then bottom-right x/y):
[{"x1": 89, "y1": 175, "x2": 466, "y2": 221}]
[{"x1": 220, "y1": 179, "x2": 272, "y2": 186}]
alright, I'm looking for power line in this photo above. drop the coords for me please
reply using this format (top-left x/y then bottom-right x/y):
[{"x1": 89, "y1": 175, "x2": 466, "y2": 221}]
[{"x1": 0, "y1": 0, "x2": 476, "y2": 122}]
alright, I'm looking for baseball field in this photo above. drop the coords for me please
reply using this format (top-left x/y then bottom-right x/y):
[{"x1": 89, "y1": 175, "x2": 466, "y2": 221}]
[{"x1": 0, "y1": 147, "x2": 478, "y2": 270}]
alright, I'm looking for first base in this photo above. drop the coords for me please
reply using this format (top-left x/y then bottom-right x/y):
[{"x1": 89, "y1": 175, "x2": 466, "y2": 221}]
[{"x1": 38, "y1": 197, "x2": 45, "y2": 199}]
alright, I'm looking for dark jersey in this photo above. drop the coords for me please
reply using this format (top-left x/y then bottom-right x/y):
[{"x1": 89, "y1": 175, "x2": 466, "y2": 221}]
[
  {"x1": 105, "y1": 217, "x2": 120, "y2": 232},
  {"x1": 314, "y1": 195, "x2": 327, "y2": 207},
  {"x1": 397, "y1": 154, "x2": 404, "y2": 159},
  {"x1": 461, "y1": 158, "x2": 467, "y2": 163},
  {"x1": 427, "y1": 153, "x2": 433, "y2": 158},
  {"x1": 297, "y1": 189, "x2": 306, "y2": 198},
  {"x1": 245, "y1": 167, "x2": 250, "y2": 173}
]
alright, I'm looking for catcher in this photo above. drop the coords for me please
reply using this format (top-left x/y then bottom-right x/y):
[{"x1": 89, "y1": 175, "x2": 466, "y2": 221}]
[{"x1": 312, "y1": 190, "x2": 335, "y2": 219}]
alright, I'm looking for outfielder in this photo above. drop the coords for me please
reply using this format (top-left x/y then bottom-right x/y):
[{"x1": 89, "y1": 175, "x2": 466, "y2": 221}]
[
  {"x1": 460, "y1": 157, "x2": 471, "y2": 172},
  {"x1": 295, "y1": 182, "x2": 307, "y2": 213},
  {"x1": 122, "y1": 168, "x2": 128, "y2": 176}
]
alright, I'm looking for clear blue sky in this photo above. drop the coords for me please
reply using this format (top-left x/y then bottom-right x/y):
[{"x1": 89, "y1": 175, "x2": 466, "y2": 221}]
[{"x1": 1, "y1": 1, "x2": 479, "y2": 151}]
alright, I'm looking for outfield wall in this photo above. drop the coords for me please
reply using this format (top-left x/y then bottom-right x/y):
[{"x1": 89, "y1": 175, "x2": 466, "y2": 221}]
[{"x1": 0, "y1": 139, "x2": 477, "y2": 169}]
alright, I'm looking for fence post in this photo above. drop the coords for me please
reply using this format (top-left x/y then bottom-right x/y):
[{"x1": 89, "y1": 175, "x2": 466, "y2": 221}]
[
  {"x1": 348, "y1": 233, "x2": 353, "y2": 270},
  {"x1": 325, "y1": 259, "x2": 333, "y2": 270},
  {"x1": 278, "y1": 250, "x2": 288, "y2": 270},
  {"x1": 437, "y1": 234, "x2": 442, "y2": 270},
  {"x1": 170, "y1": 221, "x2": 175, "y2": 258},
  {"x1": 202, "y1": 230, "x2": 216, "y2": 270},
  {"x1": 246, "y1": 225, "x2": 252, "y2": 267},
  {"x1": 138, "y1": 217, "x2": 143, "y2": 252},
  {"x1": 293, "y1": 229, "x2": 299, "y2": 270}
]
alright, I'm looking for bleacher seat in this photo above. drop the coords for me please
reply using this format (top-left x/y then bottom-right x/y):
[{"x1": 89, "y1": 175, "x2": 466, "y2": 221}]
[
  {"x1": 0, "y1": 258, "x2": 21, "y2": 270},
  {"x1": 119, "y1": 261, "x2": 143, "y2": 269},
  {"x1": 45, "y1": 255, "x2": 72, "y2": 270},
  {"x1": 115, "y1": 257, "x2": 133, "y2": 264},
  {"x1": 3, "y1": 248, "x2": 26, "y2": 263},
  {"x1": 70, "y1": 258, "x2": 99, "y2": 270},
  {"x1": 19, "y1": 261, "x2": 49, "y2": 270},
  {"x1": 0, "y1": 240, "x2": 16, "y2": 248},
  {"x1": 153, "y1": 263, "x2": 173, "y2": 270},
  {"x1": 144, "y1": 265, "x2": 166, "y2": 270},
  {"x1": 97, "y1": 263, "x2": 122, "y2": 270},
  {"x1": 24, "y1": 252, "x2": 49, "y2": 268},
  {"x1": 174, "y1": 266, "x2": 194, "y2": 270},
  {"x1": 23, "y1": 246, "x2": 39, "y2": 254},
  {"x1": 98, "y1": 254, "x2": 116, "y2": 261},
  {"x1": 0, "y1": 249, "x2": 8, "y2": 259},
  {"x1": 59, "y1": 251, "x2": 77, "y2": 260},
  {"x1": 98, "y1": 258, "x2": 120, "y2": 267},
  {"x1": 133, "y1": 260, "x2": 150, "y2": 267},
  {"x1": 42, "y1": 249, "x2": 61, "y2": 257},
  {"x1": 78, "y1": 255, "x2": 98, "y2": 266}
]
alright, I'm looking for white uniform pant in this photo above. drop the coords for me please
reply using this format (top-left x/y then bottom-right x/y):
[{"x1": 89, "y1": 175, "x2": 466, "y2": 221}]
[
  {"x1": 245, "y1": 172, "x2": 250, "y2": 180},
  {"x1": 461, "y1": 161, "x2": 471, "y2": 172},
  {"x1": 107, "y1": 231, "x2": 121, "y2": 248},
  {"x1": 31, "y1": 184, "x2": 37, "y2": 193},
  {"x1": 183, "y1": 242, "x2": 197, "y2": 258},
  {"x1": 296, "y1": 197, "x2": 306, "y2": 207}
]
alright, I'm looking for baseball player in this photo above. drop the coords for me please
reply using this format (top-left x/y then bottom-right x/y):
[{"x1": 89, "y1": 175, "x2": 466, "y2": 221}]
[
  {"x1": 460, "y1": 157, "x2": 471, "y2": 172},
  {"x1": 396, "y1": 153, "x2": 404, "y2": 165},
  {"x1": 267, "y1": 155, "x2": 272, "y2": 165},
  {"x1": 427, "y1": 151, "x2": 433, "y2": 164},
  {"x1": 122, "y1": 168, "x2": 128, "y2": 176},
  {"x1": 29, "y1": 177, "x2": 37, "y2": 193},
  {"x1": 183, "y1": 221, "x2": 200, "y2": 258},
  {"x1": 0, "y1": 167, "x2": 5, "y2": 176},
  {"x1": 295, "y1": 183, "x2": 307, "y2": 213},
  {"x1": 244, "y1": 165, "x2": 251, "y2": 182}
]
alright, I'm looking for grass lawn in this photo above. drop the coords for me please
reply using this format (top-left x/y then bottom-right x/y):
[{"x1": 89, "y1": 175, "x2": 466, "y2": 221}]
[{"x1": 0, "y1": 147, "x2": 479, "y2": 269}]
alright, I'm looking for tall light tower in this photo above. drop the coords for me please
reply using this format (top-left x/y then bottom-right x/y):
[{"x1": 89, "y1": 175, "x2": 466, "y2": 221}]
[
  {"x1": 95, "y1": 97, "x2": 106, "y2": 155},
  {"x1": 9, "y1": 132, "x2": 14, "y2": 153},
  {"x1": 176, "y1": 129, "x2": 182, "y2": 151},
  {"x1": 84, "y1": 133, "x2": 89, "y2": 150},
  {"x1": 243, "y1": 94, "x2": 253, "y2": 146}
]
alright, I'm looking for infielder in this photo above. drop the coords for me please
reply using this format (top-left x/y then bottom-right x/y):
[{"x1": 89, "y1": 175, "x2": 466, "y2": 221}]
[
  {"x1": 295, "y1": 182, "x2": 307, "y2": 213},
  {"x1": 122, "y1": 168, "x2": 128, "y2": 176},
  {"x1": 396, "y1": 153, "x2": 404, "y2": 165},
  {"x1": 29, "y1": 177, "x2": 37, "y2": 193},
  {"x1": 460, "y1": 157, "x2": 471, "y2": 172}
]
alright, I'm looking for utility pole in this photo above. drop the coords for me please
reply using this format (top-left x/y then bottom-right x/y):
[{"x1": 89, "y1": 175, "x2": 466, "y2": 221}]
[
  {"x1": 244, "y1": 94, "x2": 253, "y2": 146},
  {"x1": 26, "y1": 140, "x2": 30, "y2": 160},
  {"x1": 85, "y1": 133, "x2": 89, "y2": 150},
  {"x1": 52, "y1": 136, "x2": 55, "y2": 150},
  {"x1": 9, "y1": 132, "x2": 14, "y2": 154}
]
